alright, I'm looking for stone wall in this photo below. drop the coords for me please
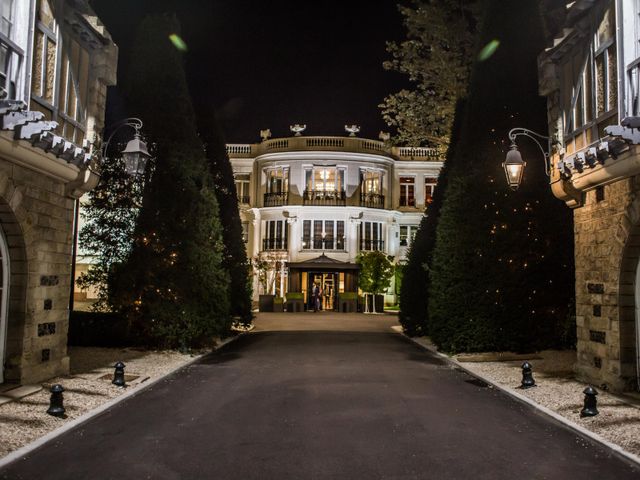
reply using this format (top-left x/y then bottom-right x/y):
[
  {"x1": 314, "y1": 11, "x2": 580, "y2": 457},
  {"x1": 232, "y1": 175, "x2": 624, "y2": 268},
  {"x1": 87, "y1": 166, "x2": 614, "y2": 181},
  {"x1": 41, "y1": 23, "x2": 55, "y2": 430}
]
[
  {"x1": 573, "y1": 176, "x2": 639, "y2": 392},
  {"x1": 0, "y1": 159, "x2": 75, "y2": 384}
]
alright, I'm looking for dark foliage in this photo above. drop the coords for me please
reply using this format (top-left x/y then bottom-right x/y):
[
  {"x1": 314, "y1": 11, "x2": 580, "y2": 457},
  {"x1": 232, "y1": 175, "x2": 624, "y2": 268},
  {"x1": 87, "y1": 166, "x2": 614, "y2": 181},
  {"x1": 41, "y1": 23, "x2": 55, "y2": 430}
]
[
  {"x1": 428, "y1": 0, "x2": 575, "y2": 353},
  {"x1": 399, "y1": 99, "x2": 468, "y2": 336},
  {"x1": 195, "y1": 106, "x2": 253, "y2": 325},
  {"x1": 68, "y1": 311, "x2": 133, "y2": 347},
  {"x1": 77, "y1": 152, "x2": 146, "y2": 312},
  {"x1": 112, "y1": 14, "x2": 230, "y2": 349}
]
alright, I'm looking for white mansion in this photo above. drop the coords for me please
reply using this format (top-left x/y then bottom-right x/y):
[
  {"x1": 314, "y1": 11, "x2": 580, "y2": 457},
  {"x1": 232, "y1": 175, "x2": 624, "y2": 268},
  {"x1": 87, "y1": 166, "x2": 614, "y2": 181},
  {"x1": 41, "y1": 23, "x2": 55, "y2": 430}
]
[{"x1": 228, "y1": 128, "x2": 444, "y2": 310}]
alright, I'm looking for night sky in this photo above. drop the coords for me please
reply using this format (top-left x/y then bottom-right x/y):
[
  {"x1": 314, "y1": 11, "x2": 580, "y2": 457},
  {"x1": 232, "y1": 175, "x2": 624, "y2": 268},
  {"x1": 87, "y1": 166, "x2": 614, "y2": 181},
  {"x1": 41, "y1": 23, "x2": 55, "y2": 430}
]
[{"x1": 90, "y1": 0, "x2": 409, "y2": 143}]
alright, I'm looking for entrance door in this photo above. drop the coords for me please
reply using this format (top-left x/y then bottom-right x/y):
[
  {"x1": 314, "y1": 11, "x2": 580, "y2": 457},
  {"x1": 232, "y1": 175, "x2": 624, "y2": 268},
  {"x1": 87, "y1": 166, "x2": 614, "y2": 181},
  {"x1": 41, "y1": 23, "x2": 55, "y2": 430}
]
[
  {"x1": 308, "y1": 272, "x2": 338, "y2": 311},
  {"x1": 0, "y1": 227, "x2": 9, "y2": 384}
]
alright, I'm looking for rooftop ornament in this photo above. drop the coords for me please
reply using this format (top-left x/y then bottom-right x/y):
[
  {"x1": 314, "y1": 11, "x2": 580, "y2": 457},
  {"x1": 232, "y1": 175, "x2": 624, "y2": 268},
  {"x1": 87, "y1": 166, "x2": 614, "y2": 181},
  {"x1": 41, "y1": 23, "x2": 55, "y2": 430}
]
[
  {"x1": 290, "y1": 124, "x2": 306, "y2": 136},
  {"x1": 260, "y1": 128, "x2": 272, "y2": 141},
  {"x1": 345, "y1": 125, "x2": 361, "y2": 137},
  {"x1": 502, "y1": 128, "x2": 551, "y2": 190}
]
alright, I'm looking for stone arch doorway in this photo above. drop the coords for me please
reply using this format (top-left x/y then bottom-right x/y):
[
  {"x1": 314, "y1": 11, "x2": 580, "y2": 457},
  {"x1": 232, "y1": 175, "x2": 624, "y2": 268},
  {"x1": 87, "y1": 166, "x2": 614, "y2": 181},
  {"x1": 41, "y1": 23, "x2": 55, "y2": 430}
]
[
  {"x1": 635, "y1": 259, "x2": 640, "y2": 391},
  {"x1": 620, "y1": 222, "x2": 640, "y2": 392},
  {"x1": 0, "y1": 224, "x2": 9, "y2": 383},
  {"x1": 0, "y1": 201, "x2": 27, "y2": 385}
]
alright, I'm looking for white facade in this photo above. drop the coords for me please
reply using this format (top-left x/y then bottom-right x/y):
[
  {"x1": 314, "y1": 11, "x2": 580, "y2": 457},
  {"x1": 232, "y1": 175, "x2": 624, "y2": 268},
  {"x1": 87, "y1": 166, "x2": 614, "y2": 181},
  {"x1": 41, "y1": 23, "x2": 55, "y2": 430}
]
[{"x1": 228, "y1": 135, "x2": 443, "y2": 306}]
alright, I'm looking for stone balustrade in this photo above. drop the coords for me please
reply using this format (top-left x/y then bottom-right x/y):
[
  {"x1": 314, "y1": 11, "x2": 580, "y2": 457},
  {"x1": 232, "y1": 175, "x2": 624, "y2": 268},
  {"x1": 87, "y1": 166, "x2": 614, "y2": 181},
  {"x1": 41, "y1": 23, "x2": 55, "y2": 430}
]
[{"x1": 226, "y1": 136, "x2": 442, "y2": 161}]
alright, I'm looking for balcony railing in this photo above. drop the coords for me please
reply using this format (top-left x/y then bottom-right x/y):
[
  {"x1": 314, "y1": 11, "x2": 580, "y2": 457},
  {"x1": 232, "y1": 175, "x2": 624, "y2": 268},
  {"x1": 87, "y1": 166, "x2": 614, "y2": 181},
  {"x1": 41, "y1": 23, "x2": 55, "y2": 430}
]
[
  {"x1": 263, "y1": 237, "x2": 288, "y2": 251},
  {"x1": 301, "y1": 237, "x2": 345, "y2": 250},
  {"x1": 303, "y1": 189, "x2": 346, "y2": 206},
  {"x1": 226, "y1": 137, "x2": 443, "y2": 161},
  {"x1": 360, "y1": 240, "x2": 385, "y2": 251},
  {"x1": 360, "y1": 192, "x2": 385, "y2": 209},
  {"x1": 238, "y1": 195, "x2": 250, "y2": 204},
  {"x1": 264, "y1": 192, "x2": 288, "y2": 207}
]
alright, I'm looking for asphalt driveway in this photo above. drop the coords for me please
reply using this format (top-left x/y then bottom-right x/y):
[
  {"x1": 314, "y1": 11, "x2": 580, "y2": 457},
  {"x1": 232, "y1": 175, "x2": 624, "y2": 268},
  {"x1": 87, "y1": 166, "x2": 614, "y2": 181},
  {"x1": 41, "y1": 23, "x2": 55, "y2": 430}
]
[{"x1": 1, "y1": 314, "x2": 638, "y2": 479}]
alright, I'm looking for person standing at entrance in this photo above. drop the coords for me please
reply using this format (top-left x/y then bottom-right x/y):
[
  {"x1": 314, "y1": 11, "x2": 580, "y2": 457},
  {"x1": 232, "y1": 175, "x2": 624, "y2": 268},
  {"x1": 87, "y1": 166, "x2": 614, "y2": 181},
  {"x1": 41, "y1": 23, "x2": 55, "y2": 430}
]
[{"x1": 312, "y1": 283, "x2": 320, "y2": 312}]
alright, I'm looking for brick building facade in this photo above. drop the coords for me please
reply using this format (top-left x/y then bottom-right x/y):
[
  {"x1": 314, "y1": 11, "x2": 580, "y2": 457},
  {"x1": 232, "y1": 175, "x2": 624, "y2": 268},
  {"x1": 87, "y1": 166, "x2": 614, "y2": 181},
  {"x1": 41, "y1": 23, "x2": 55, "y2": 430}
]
[
  {"x1": 539, "y1": 0, "x2": 640, "y2": 391},
  {"x1": 0, "y1": 0, "x2": 116, "y2": 384}
]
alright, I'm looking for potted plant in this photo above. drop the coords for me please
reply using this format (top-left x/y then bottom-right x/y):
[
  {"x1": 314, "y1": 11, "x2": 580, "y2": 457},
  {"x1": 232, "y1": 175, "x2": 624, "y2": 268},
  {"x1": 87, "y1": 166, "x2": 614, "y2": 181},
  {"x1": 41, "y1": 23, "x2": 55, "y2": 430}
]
[
  {"x1": 337, "y1": 291, "x2": 358, "y2": 312},
  {"x1": 285, "y1": 292, "x2": 304, "y2": 312},
  {"x1": 253, "y1": 254, "x2": 279, "y2": 312},
  {"x1": 273, "y1": 296, "x2": 284, "y2": 312}
]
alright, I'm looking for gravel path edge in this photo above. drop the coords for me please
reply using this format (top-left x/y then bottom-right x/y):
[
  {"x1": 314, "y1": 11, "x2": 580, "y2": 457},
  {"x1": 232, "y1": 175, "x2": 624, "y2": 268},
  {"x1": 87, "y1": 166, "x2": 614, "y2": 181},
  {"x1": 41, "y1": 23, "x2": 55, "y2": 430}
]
[
  {"x1": 0, "y1": 334, "x2": 245, "y2": 470},
  {"x1": 399, "y1": 332, "x2": 640, "y2": 469}
]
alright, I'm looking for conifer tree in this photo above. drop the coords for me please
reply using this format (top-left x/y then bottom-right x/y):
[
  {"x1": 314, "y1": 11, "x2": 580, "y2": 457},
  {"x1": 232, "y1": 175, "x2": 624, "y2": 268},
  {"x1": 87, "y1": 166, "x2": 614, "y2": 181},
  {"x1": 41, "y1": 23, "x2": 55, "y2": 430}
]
[
  {"x1": 399, "y1": 100, "x2": 467, "y2": 336},
  {"x1": 195, "y1": 106, "x2": 253, "y2": 325},
  {"x1": 428, "y1": 0, "x2": 574, "y2": 352},
  {"x1": 112, "y1": 14, "x2": 230, "y2": 348}
]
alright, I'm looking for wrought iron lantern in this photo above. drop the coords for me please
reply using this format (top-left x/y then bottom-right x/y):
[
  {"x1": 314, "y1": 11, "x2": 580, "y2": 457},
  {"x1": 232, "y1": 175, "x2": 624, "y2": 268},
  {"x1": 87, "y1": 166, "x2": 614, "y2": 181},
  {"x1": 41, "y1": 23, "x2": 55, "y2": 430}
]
[
  {"x1": 103, "y1": 117, "x2": 151, "y2": 178},
  {"x1": 502, "y1": 128, "x2": 551, "y2": 190},
  {"x1": 503, "y1": 143, "x2": 526, "y2": 190},
  {"x1": 121, "y1": 133, "x2": 152, "y2": 177}
]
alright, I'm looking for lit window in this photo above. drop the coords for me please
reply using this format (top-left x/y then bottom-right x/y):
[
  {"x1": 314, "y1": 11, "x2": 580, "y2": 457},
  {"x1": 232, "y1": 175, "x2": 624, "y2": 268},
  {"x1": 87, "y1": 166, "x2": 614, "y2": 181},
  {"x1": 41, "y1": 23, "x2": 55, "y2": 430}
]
[
  {"x1": 360, "y1": 170, "x2": 385, "y2": 208},
  {"x1": 425, "y1": 177, "x2": 437, "y2": 204},
  {"x1": 399, "y1": 177, "x2": 415, "y2": 207},
  {"x1": 361, "y1": 170, "x2": 383, "y2": 194},
  {"x1": 400, "y1": 225, "x2": 419, "y2": 247},
  {"x1": 359, "y1": 222, "x2": 384, "y2": 251},
  {"x1": 263, "y1": 220, "x2": 288, "y2": 250},
  {"x1": 304, "y1": 166, "x2": 345, "y2": 193},
  {"x1": 266, "y1": 167, "x2": 289, "y2": 193},
  {"x1": 301, "y1": 220, "x2": 345, "y2": 250},
  {"x1": 235, "y1": 174, "x2": 250, "y2": 204}
]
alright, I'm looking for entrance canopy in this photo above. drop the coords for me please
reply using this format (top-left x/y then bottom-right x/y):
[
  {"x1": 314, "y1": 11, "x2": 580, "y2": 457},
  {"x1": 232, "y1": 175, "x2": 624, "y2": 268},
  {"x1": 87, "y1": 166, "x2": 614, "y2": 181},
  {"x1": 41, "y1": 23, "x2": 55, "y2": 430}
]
[{"x1": 286, "y1": 253, "x2": 359, "y2": 271}]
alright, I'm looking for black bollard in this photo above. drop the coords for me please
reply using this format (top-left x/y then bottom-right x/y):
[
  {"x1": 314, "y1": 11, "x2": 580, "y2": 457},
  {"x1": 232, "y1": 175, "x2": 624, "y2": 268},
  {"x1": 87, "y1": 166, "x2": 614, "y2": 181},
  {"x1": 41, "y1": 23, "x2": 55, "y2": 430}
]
[
  {"x1": 46, "y1": 384, "x2": 65, "y2": 417},
  {"x1": 112, "y1": 361, "x2": 126, "y2": 387},
  {"x1": 580, "y1": 386, "x2": 599, "y2": 417},
  {"x1": 521, "y1": 361, "x2": 536, "y2": 389}
]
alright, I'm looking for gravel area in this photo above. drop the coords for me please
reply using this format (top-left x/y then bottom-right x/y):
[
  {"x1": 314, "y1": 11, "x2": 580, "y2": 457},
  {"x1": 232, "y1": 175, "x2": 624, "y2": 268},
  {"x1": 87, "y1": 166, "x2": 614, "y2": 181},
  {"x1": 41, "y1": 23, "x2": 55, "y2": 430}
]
[
  {"x1": 0, "y1": 347, "x2": 200, "y2": 459},
  {"x1": 455, "y1": 348, "x2": 640, "y2": 457}
]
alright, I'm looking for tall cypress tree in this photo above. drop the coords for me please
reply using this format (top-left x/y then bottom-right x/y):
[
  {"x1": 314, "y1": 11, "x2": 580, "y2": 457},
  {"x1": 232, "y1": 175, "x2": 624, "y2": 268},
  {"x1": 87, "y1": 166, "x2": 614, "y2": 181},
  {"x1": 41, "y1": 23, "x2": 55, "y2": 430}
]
[
  {"x1": 428, "y1": 0, "x2": 574, "y2": 352},
  {"x1": 399, "y1": 99, "x2": 467, "y2": 336},
  {"x1": 112, "y1": 14, "x2": 230, "y2": 348},
  {"x1": 195, "y1": 106, "x2": 253, "y2": 325}
]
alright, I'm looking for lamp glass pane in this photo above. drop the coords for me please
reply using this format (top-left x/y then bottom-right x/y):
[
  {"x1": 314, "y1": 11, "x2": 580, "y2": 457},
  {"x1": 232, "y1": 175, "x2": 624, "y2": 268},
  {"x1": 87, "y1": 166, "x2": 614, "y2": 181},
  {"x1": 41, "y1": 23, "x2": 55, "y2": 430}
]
[
  {"x1": 123, "y1": 152, "x2": 147, "y2": 177},
  {"x1": 505, "y1": 163, "x2": 523, "y2": 186}
]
